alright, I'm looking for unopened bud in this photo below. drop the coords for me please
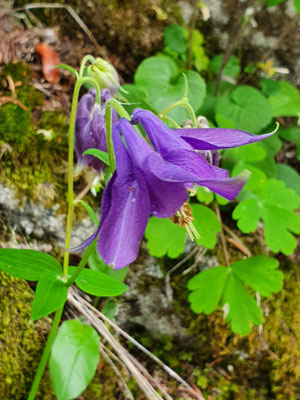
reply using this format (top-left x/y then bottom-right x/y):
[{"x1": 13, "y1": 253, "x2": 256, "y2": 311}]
[{"x1": 87, "y1": 58, "x2": 120, "y2": 94}]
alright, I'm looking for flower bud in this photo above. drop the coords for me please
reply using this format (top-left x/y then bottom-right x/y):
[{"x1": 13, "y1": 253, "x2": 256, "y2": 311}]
[
  {"x1": 75, "y1": 88, "x2": 117, "y2": 172},
  {"x1": 87, "y1": 58, "x2": 120, "y2": 94}
]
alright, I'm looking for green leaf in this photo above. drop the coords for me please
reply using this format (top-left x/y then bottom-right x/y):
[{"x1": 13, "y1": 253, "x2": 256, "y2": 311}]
[
  {"x1": 88, "y1": 245, "x2": 128, "y2": 281},
  {"x1": 232, "y1": 197, "x2": 260, "y2": 232},
  {"x1": 101, "y1": 298, "x2": 116, "y2": 320},
  {"x1": 267, "y1": 0, "x2": 285, "y2": 6},
  {"x1": 231, "y1": 256, "x2": 283, "y2": 296},
  {"x1": 68, "y1": 267, "x2": 127, "y2": 297},
  {"x1": 295, "y1": 0, "x2": 300, "y2": 13},
  {"x1": 0, "y1": 249, "x2": 61, "y2": 281},
  {"x1": 164, "y1": 24, "x2": 187, "y2": 54},
  {"x1": 233, "y1": 179, "x2": 300, "y2": 254},
  {"x1": 276, "y1": 163, "x2": 300, "y2": 196},
  {"x1": 278, "y1": 126, "x2": 300, "y2": 143},
  {"x1": 209, "y1": 54, "x2": 240, "y2": 77},
  {"x1": 188, "y1": 255, "x2": 282, "y2": 335},
  {"x1": 191, "y1": 204, "x2": 221, "y2": 249},
  {"x1": 232, "y1": 162, "x2": 267, "y2": 193},
  {"x1": 32, "y1": 271, "x2": 68, "y2": 320},
  {"x1": 187, "y1": 267, "x2": 228, "y2": 313},
  {"x1": 221, "y1": 273, "x2": 262, "y2": 335},
  {"x1": 49, "y1": 319, "x2": 100, "y2": 400},
  {"x1": 133, "y1": 55, "x2": 206, "y2": 125},
  {"x1": 79, "y1": 200, "x2": 99, "y2": 226},
  {"x1": 215, "y1": 86, "x2": 272, "y2": 133},
  {"x1": 191, "y1": 29, "x2": 209, "y2": 72},
  {"x1": 145, "y1": 217, "x2": 186, "y2": 258},
  {"x1": 259, "y1": 78, "x2": 280, "y2": 96},
  {"x1": 135, "y1": 55, "x2": 178, "y2": 87},
  {"x1": 83, "y1": 148, "x2": 110, "y2": 166},
  {"x1": 268, "y1": 81, "x2": 300, "y2": 117},
  {"x1": 196, "y1": 186, "x2": 214, "y2": 204}
]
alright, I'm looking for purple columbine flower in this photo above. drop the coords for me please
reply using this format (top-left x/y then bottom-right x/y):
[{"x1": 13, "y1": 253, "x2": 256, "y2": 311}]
[
  {"x1": 75, "y1": 88, "x2": 117, "y2": 172},
  {"x1": 74, "y1": 108, "x2": 274, "y2": 270}
]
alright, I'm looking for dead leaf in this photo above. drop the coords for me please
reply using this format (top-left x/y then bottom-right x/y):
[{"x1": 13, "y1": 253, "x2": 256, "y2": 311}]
[{"x1": 35, "y1": 42, "x2": 60, "y2": 84}]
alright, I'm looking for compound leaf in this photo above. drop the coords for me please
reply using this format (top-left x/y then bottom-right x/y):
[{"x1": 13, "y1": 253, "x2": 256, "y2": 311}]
[
  {"x1": 191, "y1": 204, "x2": 221, "y2": 249},
  {"x1": 187, "y1": 267, "x2": 228, "y2": 314},
  {"x1": 145, "y1": 217, "x2": 186, "y2": 258},
  {"x1": 221, "y1": 273, "x2": 262, "y2": 335},
  {"x1": 232, "y1": 197, "x2": 260, "y2": 233},
  {"x1": 231, "y1": 256, "x2": 283, "y2": 296}
]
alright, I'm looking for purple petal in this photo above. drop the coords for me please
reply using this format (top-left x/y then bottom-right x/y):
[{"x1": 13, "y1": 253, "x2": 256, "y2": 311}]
[
  {"x1": 172, "y1": 128, "x2": 274, "y2": 151},
  {"x1": 198, "y1": 173, "x2": 248, "y2": 201},
  {"x1": 148, "y1": 149, "x2": 217, "y2": 182},
  {"x1": 98, "y1": 130, "x2": 150, "y2": 269},
  {"x1": 118, "y1": 119, "x2": 188, "y2": 217},
  {"x1": 131, "y1": 108, "x2": 193, "y2": 156},
  {"x1": 75, "y1": 90, "x2": 107, "y2": 172}
]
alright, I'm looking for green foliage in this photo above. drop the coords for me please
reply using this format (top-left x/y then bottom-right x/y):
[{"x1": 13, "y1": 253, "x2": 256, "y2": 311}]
[
  {"x1": 68, "y1": 267, "x2": 128, "y2": 296},
  {"x1": 215, "y1": 86, "x2": 272, "y2": 133},
  {"x1": 49, "y1": 319, "x2": 100, "y2": 400},
  {"x1": 209, "y1": 54, "x2": 240, "y2": 77},
  {"x1": 0, "y1": 249, "x2": 61, "y2": 281},
  {"x1": 88, "y1": 245, "x2": 129, "y2": 281},
  {"x1": 164, "y1": 24, "x2": 187, "y2": 54},
  {"x1": 145, "y1": 217, "x2": 186, "y2": 258},
  {"x1": 31, "y1": 271, "x2": 68, "y2": 321},
  {"x1": 122, "y1": 55, "x2": 206, "y2": 125},
  {"x1": 192, "y1": 204, "x2": 221, "y2": 249},
  {"x1": 83, "y1": 148, "x2": 110, "y2": 166},
  {"x1": 188, "y1": 256, "x2": 283, "y2": 335},
  {"x1": 268, "y1": 81, "x2": 300, "y2": 117},
  {"x1": 145, "y1": 205, "x2": 220, "y2": 258},
  {"x1": 233, "y1": 179, "x2": 300, "y2": 254}
]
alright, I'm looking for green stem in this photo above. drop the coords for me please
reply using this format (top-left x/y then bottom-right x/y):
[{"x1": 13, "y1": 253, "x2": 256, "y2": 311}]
[
  {"x1": 66, "y1": 240, "x2": 96, "y2": 286},
  {"x1": 105, "y1": 102, "x2": 116, "y2": 173},
  {"x1": 160, "y1": 99, "x2": 197, "y2": 127},
  {"x1": 161, "y1": 115, "x2": 181, "y2": 128},
  {"x1": 62, "y1": 79, "x2": 81, "y2": 277},
  {"x1": 27, "y1": 307, "x2": 64, "y2": 400},
  {"x1": 79, "y1": 55, "x2": 97, "y2": 77},
  {"x1": 107, "y1": 98, "x2": 131, "y2": 120}
]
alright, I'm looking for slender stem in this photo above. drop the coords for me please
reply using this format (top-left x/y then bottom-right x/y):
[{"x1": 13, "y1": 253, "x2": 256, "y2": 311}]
[
  {"x1": 80, "y1": 77, "x2": 101, "y2": 103},
  {"x1": 107, "y1": 98, "x2": 131, "y2": 120},
  {"x1": 79, "y1": 55, "x2": 97, "y2": 77},
  {"x1": 67, "y1": 240, "x2": 96, "y2": 286},
  {"x1": 27, "y1": 307, "x2": 64, "y2": 400},
  {"x1": 105, "y1": 102, "x2": 116, "y2": 173},
  {"x1": 62, "y1": 79, "x2": 81, "y2": 276},
  {"x1": 160, "y1": 115, "x2": 181, "y2": 128},
  {"x1": 160, "y1": 100, "x2": 197, "y2": 127},
  {"x1": 214, "y1": 202, "x2": 230, "y2": 266}
]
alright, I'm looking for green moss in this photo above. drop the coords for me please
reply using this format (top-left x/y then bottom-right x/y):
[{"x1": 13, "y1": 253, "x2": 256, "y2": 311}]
[{"x1": 0, "y1": 271, "x2": 54, "y2": 399}]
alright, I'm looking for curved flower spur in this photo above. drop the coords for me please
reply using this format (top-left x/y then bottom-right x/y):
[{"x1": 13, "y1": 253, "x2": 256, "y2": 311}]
[{"x1": 74, "y1": 108, "x2": 274, "y2": 270}]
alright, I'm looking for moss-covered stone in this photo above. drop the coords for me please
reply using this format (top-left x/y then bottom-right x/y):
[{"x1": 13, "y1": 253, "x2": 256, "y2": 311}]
[{"x1": 0, "y1": 271, "x2": 54, "y2": 399}]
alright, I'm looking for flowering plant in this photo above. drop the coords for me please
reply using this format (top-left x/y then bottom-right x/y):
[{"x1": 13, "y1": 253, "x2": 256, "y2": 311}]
[{"x1": 0, "y1": 55, "x2": 283, "y2": 400}]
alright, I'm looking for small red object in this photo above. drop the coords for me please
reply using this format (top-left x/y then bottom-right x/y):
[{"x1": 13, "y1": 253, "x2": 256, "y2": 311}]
[{"x1": 35, "y1": 42, "x2": 60, "y2": 84}]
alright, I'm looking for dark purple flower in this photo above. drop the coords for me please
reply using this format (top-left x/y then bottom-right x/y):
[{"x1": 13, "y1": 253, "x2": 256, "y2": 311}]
[
  {"x1": 74, "y1": 108, "x2": 273, "y2": 269},
  {"x1": 75, "y1": 88, "x2": 117, "y2": 172}
]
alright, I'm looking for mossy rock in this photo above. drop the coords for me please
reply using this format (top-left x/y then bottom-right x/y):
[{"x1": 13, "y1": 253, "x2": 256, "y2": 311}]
[{"x1": 0, "y1": 271, "x2": 54, "y2": 399}]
